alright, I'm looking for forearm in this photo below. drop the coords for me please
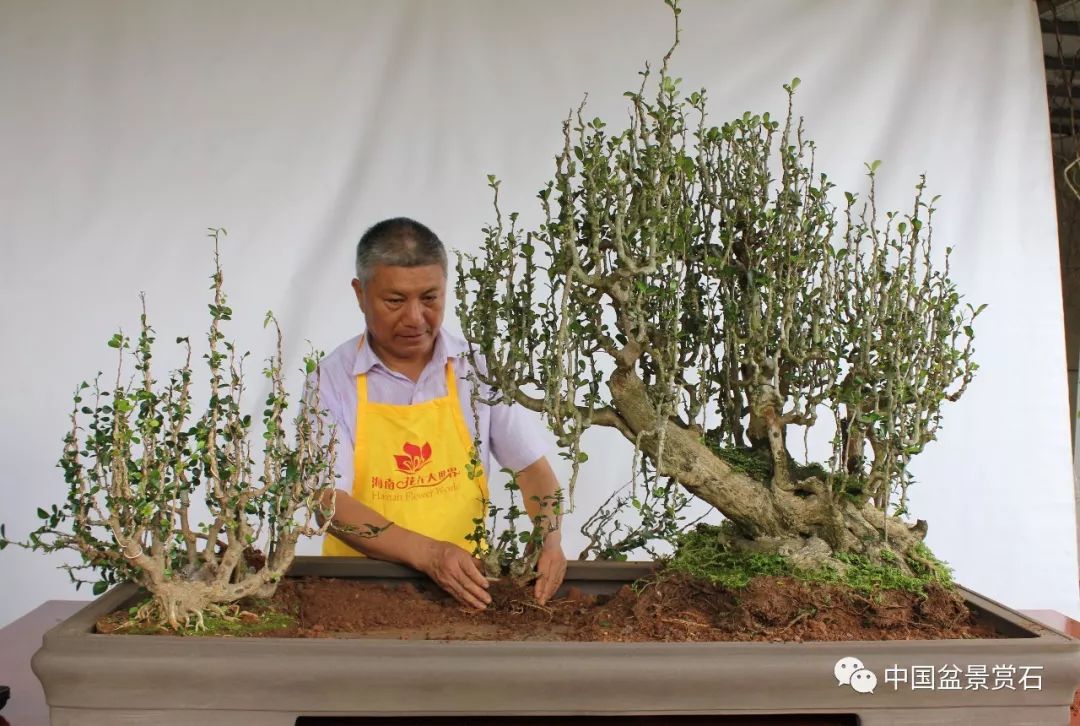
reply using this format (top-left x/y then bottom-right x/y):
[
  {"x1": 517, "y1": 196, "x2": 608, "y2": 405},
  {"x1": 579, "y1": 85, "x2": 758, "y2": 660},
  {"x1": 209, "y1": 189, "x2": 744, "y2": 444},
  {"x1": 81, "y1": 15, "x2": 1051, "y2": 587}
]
[
  {"x1": 319, "y1": 489, "x2": 492, "y2": 608},
  {"x1": 318, "y1": 489, "x2": 435, "y2": 570},
  {"x1": 514, "y1": 457, "x2": 563, "y2": 544}
]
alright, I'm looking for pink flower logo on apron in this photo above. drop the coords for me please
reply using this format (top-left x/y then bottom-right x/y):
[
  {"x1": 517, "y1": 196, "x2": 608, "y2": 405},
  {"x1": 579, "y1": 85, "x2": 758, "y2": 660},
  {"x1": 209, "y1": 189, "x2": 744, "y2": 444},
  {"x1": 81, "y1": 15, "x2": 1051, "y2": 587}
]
[{"x1": 394, "y1": 442, "x2": 433, "y2": 475}]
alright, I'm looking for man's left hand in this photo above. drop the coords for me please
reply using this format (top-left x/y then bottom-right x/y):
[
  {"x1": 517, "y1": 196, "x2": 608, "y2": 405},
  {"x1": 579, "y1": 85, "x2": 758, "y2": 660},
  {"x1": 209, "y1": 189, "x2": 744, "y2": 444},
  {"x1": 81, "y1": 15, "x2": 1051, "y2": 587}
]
[{"x1": 533, "y1": 536, "x2": 567, "y2": 605}]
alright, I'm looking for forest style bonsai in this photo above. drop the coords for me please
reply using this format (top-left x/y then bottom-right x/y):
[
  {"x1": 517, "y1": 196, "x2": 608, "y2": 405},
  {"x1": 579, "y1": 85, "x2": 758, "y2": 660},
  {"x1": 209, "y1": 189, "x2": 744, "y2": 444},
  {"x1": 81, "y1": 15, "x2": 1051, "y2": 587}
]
[
  {"x1": 455, "y1": 0, "x2": 982, "y2": 583},
  {"x1": 0, "y1": 229, "x2": 373, "y2": 630}
]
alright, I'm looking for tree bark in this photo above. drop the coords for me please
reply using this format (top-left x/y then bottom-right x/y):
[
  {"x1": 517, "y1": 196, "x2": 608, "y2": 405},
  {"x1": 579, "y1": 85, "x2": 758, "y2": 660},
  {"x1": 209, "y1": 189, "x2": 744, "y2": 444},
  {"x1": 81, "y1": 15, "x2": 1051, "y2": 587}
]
[
  {"x1": 609, "y1": 369, "x2": 787, "y2": 538},
  {"x1": 608, "y1": 368, "x2": 928, "y2": 570}
]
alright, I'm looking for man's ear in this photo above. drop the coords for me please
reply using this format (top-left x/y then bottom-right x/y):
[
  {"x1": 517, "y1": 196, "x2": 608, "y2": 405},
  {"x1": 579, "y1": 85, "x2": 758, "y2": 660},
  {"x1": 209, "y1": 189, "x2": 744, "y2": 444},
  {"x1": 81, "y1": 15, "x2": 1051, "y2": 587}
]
[{"x1": 351, "y1": 278, "x2": 366, "y2": 313}]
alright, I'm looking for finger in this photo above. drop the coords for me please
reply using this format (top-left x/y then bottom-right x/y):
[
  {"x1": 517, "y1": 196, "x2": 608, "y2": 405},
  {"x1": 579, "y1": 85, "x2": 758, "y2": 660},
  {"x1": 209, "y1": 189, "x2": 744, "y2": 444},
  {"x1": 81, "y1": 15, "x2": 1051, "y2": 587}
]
[
  {"x1": 542, "y1": 564, "x2": 566, "y2": 603},
  {"x1": 534, "y1": 557, "x2": 552, "y2": 601},
  {"x1": 446, "y1": 578, "x2": 487, "y2": 610},
  {"x1": 446, "y1": 556, "x2": 490, "y2": 605},
  {"x1": 534, "y1": 573, "x2": 548, "y2": 604},
  {"x1": 460, "y1": 555, "x2": 490, "y2": 591},
  {"x1": 459, "y1": 573, "x2": 492, "y2": 606},
  {"x1": 438, "y1": 574, "x2": 486, "y2": 613},
  {"x1": 539, "y1": 574, "x2": 559, "y2": 604},
  {"x1": 535, "y1": 560, "x2": 560, "y2": 603}
]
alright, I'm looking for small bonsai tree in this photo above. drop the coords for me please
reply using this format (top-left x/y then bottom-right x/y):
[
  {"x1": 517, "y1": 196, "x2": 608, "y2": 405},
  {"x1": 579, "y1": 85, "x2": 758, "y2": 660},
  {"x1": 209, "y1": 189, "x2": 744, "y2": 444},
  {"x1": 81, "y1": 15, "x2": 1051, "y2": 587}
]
[
  {"x1": 461, "y1": 377, "x2": 564, "y2": 587},
  {"x1": 467, "y1": 474, "x2": 562, "y2": 586},
  {"x1": 455, "y1": 0, "x2": 981, "y2": 578},
  {"x1": 0, "y1": 229, "x2": 360, "y2": 630}
]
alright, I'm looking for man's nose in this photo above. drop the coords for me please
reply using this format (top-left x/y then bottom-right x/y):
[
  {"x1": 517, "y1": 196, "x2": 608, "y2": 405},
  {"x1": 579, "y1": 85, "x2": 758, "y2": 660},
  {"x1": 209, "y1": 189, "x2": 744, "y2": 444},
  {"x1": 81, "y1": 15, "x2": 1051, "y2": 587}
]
[{"x1": 402, "y1": 300, "x2": 424, "y2": 326}]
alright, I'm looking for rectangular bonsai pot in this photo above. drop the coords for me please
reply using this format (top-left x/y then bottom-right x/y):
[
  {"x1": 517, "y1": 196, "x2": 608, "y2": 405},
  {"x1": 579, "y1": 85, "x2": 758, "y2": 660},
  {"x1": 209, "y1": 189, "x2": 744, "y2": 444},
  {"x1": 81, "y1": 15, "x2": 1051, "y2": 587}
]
[{"x1": 32, "y1": 557, "x2": 1080, "y2": 725}]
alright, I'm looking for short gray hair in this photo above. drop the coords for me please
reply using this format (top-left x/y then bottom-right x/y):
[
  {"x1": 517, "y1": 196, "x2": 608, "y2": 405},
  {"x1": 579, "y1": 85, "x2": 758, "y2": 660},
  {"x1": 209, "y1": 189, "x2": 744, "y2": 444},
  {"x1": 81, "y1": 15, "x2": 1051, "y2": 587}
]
[{"x1": 354, "y1": 217, "x2": 448, "y2": 284}]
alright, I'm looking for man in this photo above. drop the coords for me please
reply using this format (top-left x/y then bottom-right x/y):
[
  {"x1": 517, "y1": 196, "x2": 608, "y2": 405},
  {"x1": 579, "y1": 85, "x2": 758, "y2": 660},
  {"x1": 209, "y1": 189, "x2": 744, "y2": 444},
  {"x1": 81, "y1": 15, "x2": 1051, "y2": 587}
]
[{"x1": 315, "y1": 217, "x2": 566, "y2": 609}]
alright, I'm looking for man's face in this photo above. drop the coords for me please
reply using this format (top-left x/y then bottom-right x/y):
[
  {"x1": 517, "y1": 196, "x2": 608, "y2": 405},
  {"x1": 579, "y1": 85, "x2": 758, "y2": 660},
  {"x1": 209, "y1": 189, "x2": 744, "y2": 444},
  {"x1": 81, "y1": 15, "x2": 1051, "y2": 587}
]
[{"x1": 353, "y1": 264, "x2": 446, "y2": 365}]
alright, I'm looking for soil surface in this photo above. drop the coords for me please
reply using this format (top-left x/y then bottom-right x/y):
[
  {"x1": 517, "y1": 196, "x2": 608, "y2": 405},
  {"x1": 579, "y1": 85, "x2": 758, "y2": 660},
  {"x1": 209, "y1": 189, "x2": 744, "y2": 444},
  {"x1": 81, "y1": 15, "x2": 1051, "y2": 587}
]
[{"x1": 97, "y1": 572, "x2": 1001, "y2": 642}]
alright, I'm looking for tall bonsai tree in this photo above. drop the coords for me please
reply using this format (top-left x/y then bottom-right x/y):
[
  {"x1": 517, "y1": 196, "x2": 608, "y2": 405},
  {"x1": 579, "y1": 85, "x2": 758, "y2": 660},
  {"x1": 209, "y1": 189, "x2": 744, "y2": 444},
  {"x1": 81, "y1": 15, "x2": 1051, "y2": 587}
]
[
  {"x1": 0, "y1": 229, "x2": 350, "y2": 630},
  {"x1": 456, "y1": 0, "x2": 981, "y2": 575}
]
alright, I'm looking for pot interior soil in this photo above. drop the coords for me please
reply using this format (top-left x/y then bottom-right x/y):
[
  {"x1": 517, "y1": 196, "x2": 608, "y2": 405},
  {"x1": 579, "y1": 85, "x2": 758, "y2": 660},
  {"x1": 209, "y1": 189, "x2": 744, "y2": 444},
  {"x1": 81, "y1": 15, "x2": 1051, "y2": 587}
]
[{"x1": 96, "y1": 571, "x2": 1002, "y2": 642}]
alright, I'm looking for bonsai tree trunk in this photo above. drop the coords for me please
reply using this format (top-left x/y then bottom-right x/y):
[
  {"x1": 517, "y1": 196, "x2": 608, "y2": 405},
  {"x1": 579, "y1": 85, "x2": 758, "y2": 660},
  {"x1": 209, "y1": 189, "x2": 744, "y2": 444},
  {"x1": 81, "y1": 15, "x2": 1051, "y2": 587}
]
[{"x1": 607, "y1": 368, "x2": 927, "y2": 572}]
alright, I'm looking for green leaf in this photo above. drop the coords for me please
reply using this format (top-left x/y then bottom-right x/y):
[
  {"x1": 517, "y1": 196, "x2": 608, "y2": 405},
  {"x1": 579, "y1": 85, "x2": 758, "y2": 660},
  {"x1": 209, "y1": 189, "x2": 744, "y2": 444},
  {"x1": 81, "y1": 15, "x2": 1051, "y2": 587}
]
[
  {"x1": 92, "y1": 581, "x2": 108, "y2": 596},
  {"x1": 37, "y1": 508, "x2": 48, "y2": 519}
]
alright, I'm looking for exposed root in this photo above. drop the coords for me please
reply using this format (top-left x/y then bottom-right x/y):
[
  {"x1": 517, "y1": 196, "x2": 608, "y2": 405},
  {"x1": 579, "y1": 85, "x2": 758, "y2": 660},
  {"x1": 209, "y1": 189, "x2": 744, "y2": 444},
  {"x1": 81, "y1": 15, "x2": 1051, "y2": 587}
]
[
  {"x1": 662, "y1": 616, "x2": 715, "y2": 629},
  {"x1": 513, "y1": 600, "x2": 554, "y2": 618},
  {"x1": 777, "y1": 608, "x2": 815, "y2": 633},
  {"x1": 133, "y1": 597, "x2": 240, "y2": 632}
]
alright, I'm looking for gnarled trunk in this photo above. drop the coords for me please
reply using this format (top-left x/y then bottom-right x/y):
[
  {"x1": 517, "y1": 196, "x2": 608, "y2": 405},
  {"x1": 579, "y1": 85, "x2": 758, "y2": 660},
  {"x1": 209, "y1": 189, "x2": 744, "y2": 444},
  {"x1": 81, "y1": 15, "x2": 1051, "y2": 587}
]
[{"x1": 609, "y1": 368, "x2": 928, "y2": 572}]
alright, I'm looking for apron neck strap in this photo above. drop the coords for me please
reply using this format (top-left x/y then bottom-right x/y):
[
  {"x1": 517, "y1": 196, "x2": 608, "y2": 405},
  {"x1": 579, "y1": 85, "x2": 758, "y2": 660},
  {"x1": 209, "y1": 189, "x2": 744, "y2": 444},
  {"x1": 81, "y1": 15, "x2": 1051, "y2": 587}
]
[{"x1": 444, "y1": 359, "x2": 458, "y2": 399}]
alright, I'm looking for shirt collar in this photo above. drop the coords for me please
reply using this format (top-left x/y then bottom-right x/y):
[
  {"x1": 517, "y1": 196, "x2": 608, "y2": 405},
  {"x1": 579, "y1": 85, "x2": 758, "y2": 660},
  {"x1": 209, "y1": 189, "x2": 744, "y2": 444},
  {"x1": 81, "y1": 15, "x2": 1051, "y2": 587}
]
[{"x1": 350, "y1": 328, "x2": 469, "y2": 377}]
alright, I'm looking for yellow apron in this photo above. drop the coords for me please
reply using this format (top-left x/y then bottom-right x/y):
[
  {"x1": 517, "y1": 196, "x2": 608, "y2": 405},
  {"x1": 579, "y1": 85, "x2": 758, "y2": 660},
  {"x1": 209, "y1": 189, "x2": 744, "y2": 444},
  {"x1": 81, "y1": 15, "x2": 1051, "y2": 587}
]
[{"x1": 322, "y1": 359, "x2": 489, "y2": 556}]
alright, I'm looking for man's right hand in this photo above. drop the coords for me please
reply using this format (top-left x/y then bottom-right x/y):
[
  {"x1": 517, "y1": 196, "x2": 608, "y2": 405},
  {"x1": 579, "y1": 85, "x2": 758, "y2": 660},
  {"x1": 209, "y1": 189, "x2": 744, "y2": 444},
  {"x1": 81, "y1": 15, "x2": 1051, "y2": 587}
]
[
  {"x1": 418, "y1": 540, "x2": 491, "y2": 610},
  {"x1": 321, "y1": 489, "x2": 491, "y2": 609}
]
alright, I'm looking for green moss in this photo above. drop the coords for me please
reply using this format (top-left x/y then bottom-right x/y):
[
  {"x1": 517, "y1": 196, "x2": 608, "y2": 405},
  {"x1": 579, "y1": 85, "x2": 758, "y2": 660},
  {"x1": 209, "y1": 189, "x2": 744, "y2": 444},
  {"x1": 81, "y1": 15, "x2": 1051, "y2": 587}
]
[
  {"x1": 192, "y1": 609, "x2": 295, "y2": 637},
  {"x1": 666, "y1": 524, "x2": 955, "y2": 596},
  {"x1": 115, "y1": 598, "x2": 296, "y2": 636},
  {"x1": 710, "y1": 445, "x2": 774, "y2": 482},
  {"x1": 825, "y1": 552, "x2": 930, "y2": 595},
  {"x1": 707, "y1": 443, "x2": 828, "y2": 485},
  {"x1": 792, "y1": 460, "x2": 829, "y2": 481},
  {"x1": 666, "y1": 524, "x2": 793, "y2": 588},
  {"x1": 906, "y1": 541, "x2": 954, "y2": 587},
  {"x1": 828, "y1": 472, "x2": 871, "y2": 505}
]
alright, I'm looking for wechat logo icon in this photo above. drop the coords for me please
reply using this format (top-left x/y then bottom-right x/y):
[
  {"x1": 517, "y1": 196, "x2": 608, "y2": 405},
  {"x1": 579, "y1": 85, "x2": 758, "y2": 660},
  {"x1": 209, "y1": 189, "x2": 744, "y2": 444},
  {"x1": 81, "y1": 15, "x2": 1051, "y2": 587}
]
[{"x1": 834, "y1": 656, "x2": 877, "y2": 695}]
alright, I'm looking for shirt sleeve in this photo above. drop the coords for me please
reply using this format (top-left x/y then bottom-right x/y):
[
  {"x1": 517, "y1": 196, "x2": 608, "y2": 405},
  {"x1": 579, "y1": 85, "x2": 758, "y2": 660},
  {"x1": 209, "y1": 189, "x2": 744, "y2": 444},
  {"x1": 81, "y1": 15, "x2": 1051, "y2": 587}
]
[
  {"x1": 305, "y1": 362, "x2": 354, "y2": 494},
  {"x1": 328, "y1": 420, "x2": 354, "y2": 493},
  {"x1": 488, "y1": 400, "x2": 553, "y2": 473}
]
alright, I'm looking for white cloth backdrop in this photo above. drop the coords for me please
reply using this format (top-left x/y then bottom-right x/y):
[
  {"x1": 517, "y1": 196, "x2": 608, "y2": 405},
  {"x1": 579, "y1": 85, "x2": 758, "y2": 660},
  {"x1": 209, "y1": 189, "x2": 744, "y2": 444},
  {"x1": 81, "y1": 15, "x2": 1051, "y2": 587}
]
[{"x1": 1, "y1": 0, "x2": 1075, "y2": 627}]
